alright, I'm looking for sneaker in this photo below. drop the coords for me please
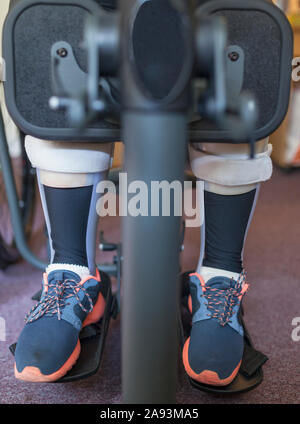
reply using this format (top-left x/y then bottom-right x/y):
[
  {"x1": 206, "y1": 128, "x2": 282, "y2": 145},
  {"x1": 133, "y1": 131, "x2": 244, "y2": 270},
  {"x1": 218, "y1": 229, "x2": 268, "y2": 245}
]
[
  {"x1": 182, "y1": 271, "x2": 249, "y2": 386},
  {"x1": 14, "y1": 268, "x2": 105, "y2": 382}
]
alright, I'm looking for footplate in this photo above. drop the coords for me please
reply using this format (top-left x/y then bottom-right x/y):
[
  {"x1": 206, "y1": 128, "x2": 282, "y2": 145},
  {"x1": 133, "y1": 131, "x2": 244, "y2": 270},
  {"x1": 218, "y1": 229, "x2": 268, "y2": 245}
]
[{"x1": 179, "y1": 272, "x2": 268, "y2": 394}]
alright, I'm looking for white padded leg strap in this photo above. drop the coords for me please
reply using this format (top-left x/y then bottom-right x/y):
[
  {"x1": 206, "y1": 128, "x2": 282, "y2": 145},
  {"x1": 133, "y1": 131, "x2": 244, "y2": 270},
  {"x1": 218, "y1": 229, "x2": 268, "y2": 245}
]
[
  {"x1": 25, "y1": 136, "x2": 114, "y2": 174},
  {"x1": 38, "y1": 170, "x2": 99, "y2": 188},
  {"x1": 189, "y1": 138, "x2": 273, "y2": 190}
]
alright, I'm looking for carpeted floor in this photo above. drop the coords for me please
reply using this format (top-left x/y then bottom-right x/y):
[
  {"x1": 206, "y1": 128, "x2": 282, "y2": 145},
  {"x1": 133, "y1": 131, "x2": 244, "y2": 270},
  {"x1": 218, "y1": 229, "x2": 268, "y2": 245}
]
[{"x1": 0, "y1": 167, "x2": 299, "y2": 404}]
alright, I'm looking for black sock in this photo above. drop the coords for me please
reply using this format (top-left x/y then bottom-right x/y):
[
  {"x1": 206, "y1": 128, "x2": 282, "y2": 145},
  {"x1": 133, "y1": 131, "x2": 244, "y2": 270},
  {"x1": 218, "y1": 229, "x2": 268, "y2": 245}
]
[
  {"x1": 203, "y1": 189, "x2": 257, "y2": 274},
  {"x1": 43, "y1": 185, "x2": 93, "y2": 268}
]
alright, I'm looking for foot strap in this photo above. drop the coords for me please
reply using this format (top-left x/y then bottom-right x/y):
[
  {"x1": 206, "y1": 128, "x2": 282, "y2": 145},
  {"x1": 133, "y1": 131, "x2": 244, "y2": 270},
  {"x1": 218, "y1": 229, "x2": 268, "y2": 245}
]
[
  {"x1": 240, "y1": 344, "x2": 268, "y2": 378},
  {"x1": 80, "y1": 323, "x2": 102, "y2": 340}
]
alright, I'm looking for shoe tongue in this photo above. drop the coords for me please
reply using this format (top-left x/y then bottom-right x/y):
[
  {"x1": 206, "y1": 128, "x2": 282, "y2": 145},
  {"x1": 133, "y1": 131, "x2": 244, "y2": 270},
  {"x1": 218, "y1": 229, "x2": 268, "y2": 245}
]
[
  {"x1": 47, "y1": 270, "x2": 81, "y2": 284},
  {"x1": 205, "y1": 276, "x2": 235, "y2": 290}
]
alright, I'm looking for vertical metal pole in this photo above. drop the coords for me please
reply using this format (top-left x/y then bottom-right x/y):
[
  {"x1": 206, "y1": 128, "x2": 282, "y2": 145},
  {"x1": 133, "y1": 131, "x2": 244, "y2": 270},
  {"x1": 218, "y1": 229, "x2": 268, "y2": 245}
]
[
  {"x1": 119, "y1": 0, "x2": 195, "y2": 403},
  {"x1": 0, "y1": 108, "x2": 47, "y2": 270},
  {"x1": 122, "y1": 112, "x2": 186, "y2": 403}
]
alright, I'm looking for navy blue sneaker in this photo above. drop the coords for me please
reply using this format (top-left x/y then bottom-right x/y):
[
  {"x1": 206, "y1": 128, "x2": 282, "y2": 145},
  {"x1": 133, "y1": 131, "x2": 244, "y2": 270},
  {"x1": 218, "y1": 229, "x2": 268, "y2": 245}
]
[
  {"x1": 183, "y1": 271, "x2": 249, "y2": 386},
  {"x1": 14, "y1": 268, "x2": 105, "y2": 382}
]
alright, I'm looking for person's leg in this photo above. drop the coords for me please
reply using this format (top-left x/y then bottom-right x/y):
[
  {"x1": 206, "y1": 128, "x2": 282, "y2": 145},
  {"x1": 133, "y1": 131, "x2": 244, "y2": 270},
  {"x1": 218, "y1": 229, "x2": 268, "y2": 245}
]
[
  {"x1": 27, "y1": 136, "x2": 113, "y2": 276},
  {"x1": 14, "y1": 137, "x2": 114, "y2": 382},
  {"x1": 38, "y1": 171, "x2": 106, "y2": 278},
  {"x1": 183, "y1": 138, "x2": 272, "y2": 386}
]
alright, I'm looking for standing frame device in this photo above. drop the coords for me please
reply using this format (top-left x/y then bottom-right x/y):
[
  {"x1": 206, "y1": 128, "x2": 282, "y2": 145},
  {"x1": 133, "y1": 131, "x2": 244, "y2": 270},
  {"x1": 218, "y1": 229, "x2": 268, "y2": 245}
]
[{"x1": 1, "y1": 0, "x2": 293, "y2": 403}]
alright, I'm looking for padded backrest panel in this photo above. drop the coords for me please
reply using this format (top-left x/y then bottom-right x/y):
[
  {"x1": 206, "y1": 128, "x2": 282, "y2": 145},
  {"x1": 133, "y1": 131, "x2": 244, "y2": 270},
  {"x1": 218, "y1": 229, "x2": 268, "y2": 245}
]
[
  {"x1": 4, "y1": 0, "x2": 120, "y2": 141},
  {"x1": 218, "y1": 9, "x2": 280, "y2": 130},
  {"x1": 3, "y1": 0, "x2": 293, "y2": 143},
  {"x1": 15, "y1": 5, "x2": 87, "y2": 129},
  {"x1": 189, "y1": 0, "x2": 293, "y2": 142}
]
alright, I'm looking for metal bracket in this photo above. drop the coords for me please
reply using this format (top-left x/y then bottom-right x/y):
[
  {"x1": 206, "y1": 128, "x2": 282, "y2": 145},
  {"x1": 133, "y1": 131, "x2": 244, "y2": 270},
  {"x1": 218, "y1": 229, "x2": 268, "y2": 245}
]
[
  {"x1": 51, "y1": 41, "x2": 87, "y2": 98},
  {"x1": 50, "y1": 39, "x2": 119, "y2": 127},
  {"x1": 226, "y1": 45, "x2": 245, "y2": 106},
  {"x1": 98, "y1": 231, "x2": 122, "y2": 317}
]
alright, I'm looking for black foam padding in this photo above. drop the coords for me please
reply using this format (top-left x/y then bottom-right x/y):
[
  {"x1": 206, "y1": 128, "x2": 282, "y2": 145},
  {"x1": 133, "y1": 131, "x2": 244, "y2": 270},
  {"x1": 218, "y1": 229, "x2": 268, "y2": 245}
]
[
  {"x1": 190, "y1": 9, "x2": 282, "y2": 133},
  {"x1": 14, "y1": 5, "x2": 87, "y2": 129},
  {"x1": 13, "y1": 4, "x2": 118, "y2": 132},
  {"x1": 4, "y1": 0, "x2": 120, "y2": 141},
  {"x1": 132, "y1": 0, "x2": 185, "y2": 100}
]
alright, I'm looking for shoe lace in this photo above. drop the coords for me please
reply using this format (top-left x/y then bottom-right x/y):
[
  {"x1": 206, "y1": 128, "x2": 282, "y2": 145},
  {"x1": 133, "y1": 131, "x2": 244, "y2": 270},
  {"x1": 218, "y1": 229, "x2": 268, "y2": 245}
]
[
  {"x1": 25, "y1": 278, "x2": 94, "y2": 323},
  {"x1": 202, "y1": 271, "x2": 248, "y2": 327}
]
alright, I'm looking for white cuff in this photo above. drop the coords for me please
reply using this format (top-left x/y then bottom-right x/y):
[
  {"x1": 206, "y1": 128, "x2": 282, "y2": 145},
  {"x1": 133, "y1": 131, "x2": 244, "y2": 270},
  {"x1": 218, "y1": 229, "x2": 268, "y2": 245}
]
[
  {"x1": 189, "y1": 143, "x2": 273, "y2": 186},
  {"x1": 25, "y1": 136, "x2": 114, "y2": 173}
]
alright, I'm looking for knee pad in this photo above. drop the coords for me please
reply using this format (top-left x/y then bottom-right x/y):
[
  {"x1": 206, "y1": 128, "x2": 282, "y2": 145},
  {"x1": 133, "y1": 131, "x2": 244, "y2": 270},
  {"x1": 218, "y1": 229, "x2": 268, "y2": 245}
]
[
  {"x1": 189, "y1": 138, "x2": 273, "y2": 193},
  {"x1": 25, "y1": 135, "x2": 114, "y2": 171},
  {"x1": 25, "y1": 136, "x2": 114, "y2": 188}
]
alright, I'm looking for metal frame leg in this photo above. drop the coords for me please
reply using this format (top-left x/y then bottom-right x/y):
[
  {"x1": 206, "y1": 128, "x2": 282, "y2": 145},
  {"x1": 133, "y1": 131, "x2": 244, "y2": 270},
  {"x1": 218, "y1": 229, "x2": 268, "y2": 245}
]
[
  {"x1": 122, "y1": 112, "x2": 187, "y2": 403},
  {"x1": 0, "y1": 107, "x2": 46, "y2": 270}
]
